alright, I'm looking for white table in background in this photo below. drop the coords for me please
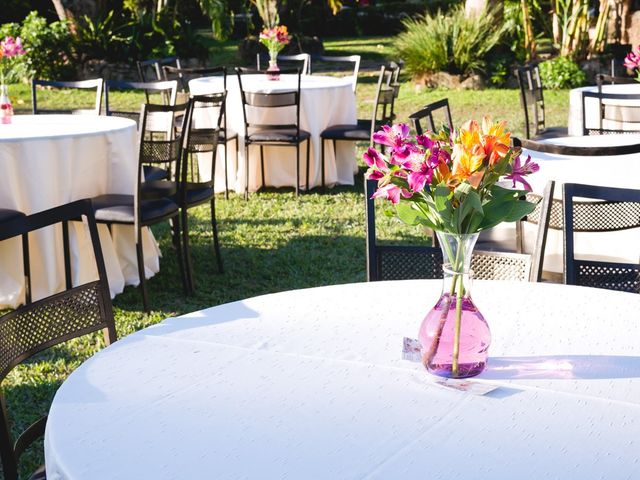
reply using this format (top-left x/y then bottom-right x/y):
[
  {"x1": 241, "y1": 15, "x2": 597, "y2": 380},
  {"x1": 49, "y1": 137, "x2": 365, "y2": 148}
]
[
  {"x1": 189, "y1": 74, "x2": 358, "y2": 193},
  {"x1": 0, "y1": 115, "x2": 160, "y2": 308},
  {"x1": 568, "y1": 83, "x2": 640, "y2": 136},
  {"x1": 45, "y1": 280, "x2": 640, "y2": 479}
]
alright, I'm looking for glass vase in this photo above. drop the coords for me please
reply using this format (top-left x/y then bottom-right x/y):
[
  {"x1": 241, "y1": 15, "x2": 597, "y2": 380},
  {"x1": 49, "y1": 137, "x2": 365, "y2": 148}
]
[
  {"x1": 418, "y1": 231, "x2": 491, "y2": 378},
  {"x1": 266, "y1": 57, "x2": 280, "y2": 81},
  {"x1": 0, "y1": 85, "x2": 13, "y2": 124}
]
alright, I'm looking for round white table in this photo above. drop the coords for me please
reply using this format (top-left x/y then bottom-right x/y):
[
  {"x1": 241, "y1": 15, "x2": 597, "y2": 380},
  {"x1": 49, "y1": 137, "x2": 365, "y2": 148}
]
[
  {"x1": 45, "y1": 280, "x2": 640, "y2": 479},
  {"x1": 568, "y1": 83, "x2": 640, "y2": 136},
  {"x1": 189, "y1": 74, "x2": 358, "y2": 192},
  {"x1": 0, "y1": 115, "x2": 160, "y2": 307}
]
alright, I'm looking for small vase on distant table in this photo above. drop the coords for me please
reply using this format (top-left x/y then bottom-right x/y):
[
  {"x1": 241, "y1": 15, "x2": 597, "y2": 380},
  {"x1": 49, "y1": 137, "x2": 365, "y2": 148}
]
[
  {"x1": 266, "y1": 53, "x2": 280, "y2": 81},
  {"x1": 0, "y1": 85, "x2": 13, "y2": 124}
]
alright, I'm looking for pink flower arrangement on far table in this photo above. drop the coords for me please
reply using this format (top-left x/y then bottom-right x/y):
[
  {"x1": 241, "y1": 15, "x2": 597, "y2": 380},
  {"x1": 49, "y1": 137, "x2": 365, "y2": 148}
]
[
  {"x1": 624, "y1": 45, "x2": 640, "y2": 82},
  {"x1": 259, "y1": 25, "x2": 291, "y2": 60},
  {"x1": 0, "y1": 36, "x2": 26, "y2": 85}
]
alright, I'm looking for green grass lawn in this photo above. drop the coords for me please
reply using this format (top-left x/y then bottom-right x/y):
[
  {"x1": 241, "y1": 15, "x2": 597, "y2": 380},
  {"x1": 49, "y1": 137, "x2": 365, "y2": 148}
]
[{"x1": 2, "y1": 35, "x2": 571, "y2": 477}]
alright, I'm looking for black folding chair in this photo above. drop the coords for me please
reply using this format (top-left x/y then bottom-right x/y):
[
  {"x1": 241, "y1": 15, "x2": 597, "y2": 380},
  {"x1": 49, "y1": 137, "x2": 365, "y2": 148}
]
[
  {"x1": 319, "y1": 65, "x2": 394, "y2": 189},
  {"x1": 563, "y1": 183, "x2": 640, "y2": 293},
  {"x1": 515, "y1": 64, "x2": 568, "y2": 139},
  {"x1": 236, "y1": 67, "x2": 311, "y2": 198},
  {"x1": 31, "y1": 78, "x2": 103, "y2": 115},
  {"x1": 409, "y1": 98, "x2": 453, "y2": 135},
  {"x1": 0, "y1": 199, "x2": 117, "y2": 480}
]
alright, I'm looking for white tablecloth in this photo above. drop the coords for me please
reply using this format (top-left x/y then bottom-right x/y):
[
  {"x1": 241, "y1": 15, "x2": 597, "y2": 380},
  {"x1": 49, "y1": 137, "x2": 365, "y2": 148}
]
[
  {"x1": 0, "y1": 115, "x2": 160, "y2": 307},
  {"x1": 45, "y1": 280, "x2": 640, "y2": 479},
  {"x1": 568, "y1": 83, "x2": 640, "y2": 136},
  {"x1": 189, "y1": 74, "x2": 358, "y2": 192}
]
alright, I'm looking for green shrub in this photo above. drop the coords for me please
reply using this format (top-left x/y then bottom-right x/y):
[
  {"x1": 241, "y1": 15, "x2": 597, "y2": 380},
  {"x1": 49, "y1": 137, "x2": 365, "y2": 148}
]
[
  {"x1": 538, "y1": 57, "x2": 586, "y2": 89},
  {"x1": 0, "y1": 12, "x2": 75, "y2": 80},
  {"x1": 394, "y1": 5, "x2": 507, "y2": 78}
]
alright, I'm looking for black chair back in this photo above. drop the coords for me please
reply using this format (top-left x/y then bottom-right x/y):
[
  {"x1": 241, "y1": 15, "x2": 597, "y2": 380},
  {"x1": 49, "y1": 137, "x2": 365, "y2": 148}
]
[
  {"x1": 0, "y1": 200, "x2": 117, "y2": 480},
  {"x1": 365, "y1": 178, "x2": 554, "y2": 282},
  {"x1": 105, "y1": 80, "x2": 178, "y2": 126},
  {"x1": 137, "y1": 56, "x2": 182, "y2": 82},
  {"x1": 236, "y1": 67, "x2": 302, "y2": 135},
  {"x1": 581, "y1": 90, "x2": 640, "y2": 135},
  {"x1": 180, "y1": 93, "x2": 225, "y2": 191},
  {"x1": 596, "y1": 73, "x2": 637, "y2": 86},
  {"x1": 409, "y1": 98, "x2": 453, "y2": 135},
  {"x1": 256, "y1": 53, "x2": 311, "y2": 74},
  {"x1": 312, "y1": 54, "x2": 360, "y2": 91},
  {"x1": 370, "y1": 65, "x2": 397, "y2": 145},
  {"x1": 31, "y1": 78, "x2": 103, "y2": 115},
  {"x1": 563, "y1": 183, "x2": 640, "y2": 293},
  {"x1": 515, "y1": 64, "x2": 546, "y2": 139}
]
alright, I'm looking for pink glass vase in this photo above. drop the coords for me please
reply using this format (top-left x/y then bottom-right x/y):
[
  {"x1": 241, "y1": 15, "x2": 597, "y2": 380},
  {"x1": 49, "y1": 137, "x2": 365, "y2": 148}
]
[
  {"x1": 418, "y1": 231, "x2": 491, "y2": 378},
  {"x1": 0, "y1": 85, "x2": 13, "y2": 124},
  {"x1": 266, "y1": 58, "x2": 280, "y2": 81}
]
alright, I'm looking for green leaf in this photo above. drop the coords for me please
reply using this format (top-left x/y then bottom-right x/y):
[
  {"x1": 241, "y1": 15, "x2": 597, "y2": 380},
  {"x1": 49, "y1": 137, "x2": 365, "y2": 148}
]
[{"x1": 478, "y1": 199, "x2": 536, "y2": 231}]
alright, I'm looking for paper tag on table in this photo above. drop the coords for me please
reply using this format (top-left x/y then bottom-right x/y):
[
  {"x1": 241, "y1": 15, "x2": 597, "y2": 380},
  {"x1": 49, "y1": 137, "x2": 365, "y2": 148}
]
[{"x1": 402, "y1": 337, "x2": 500, "y2": 396}]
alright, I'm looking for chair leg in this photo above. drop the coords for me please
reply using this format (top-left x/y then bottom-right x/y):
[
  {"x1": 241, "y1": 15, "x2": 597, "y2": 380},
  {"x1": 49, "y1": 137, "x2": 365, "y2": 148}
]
[
  {"x1": 295, "y1": 144, "x2": 300, "y2": 196},
  {"x1": 245, "y1": 143, "x2": 250, "y2": 201},
  {"x1": 223, "y1": 141, "x2": 229, "y2": 200},
  {"x1": 180, "y1": 209, "x2": 195, "y2": 294},
  {"x1": 260, "y1": 145, "x2": 266, "y2": 190},
  {"x1": 135, "y1": 230, "x2": 150, "y2": 313},
  {"x1": 22, "y1": 233, "x2": 31, "y2": 305},
  {"x1": 306, "y1": 139, "x2": 310, "y2": 192},
  {"x1": 210, "y1": 197, "x2": 224, "y2": 274},
  {"x1": 62, "y1": 220, "x2": 72, "y2": 290},
  {"x1": 170, "y1": 214, "x2": 189, "y2": 295},
  {"x1": 320, "y1": 137, "x2": 326, "y2": 191}
]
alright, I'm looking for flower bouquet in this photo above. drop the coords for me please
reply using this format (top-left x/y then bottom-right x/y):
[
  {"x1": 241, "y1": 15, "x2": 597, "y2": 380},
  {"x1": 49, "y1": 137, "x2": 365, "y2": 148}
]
[
  {"x1": 259, "y1": 25, "x2": 291, "y2": 80},
  {"x1": 365, "y1": 119, "x2": 539, "y2": 378},
  {"x1": 0, "y1": 36, "x2": 26, "y2": 124},
  {"x1": 624, "y1": 45, "x2": 640, "y2": 82}
]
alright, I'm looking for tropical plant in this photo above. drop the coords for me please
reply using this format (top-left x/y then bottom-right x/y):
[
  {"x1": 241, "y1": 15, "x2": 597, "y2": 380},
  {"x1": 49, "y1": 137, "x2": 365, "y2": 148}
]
[
  {"x1": 538, "y1": 56, "x2": 586, "y2": 89},
  {"x1": 395, "y1": 5, "x2": 507, "y2": 78}
]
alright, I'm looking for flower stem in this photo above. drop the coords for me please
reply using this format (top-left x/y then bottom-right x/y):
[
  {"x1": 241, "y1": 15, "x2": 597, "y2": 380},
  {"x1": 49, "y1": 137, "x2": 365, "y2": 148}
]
[{"x1": 452, "y1": 273, "x2": 464, "y2": 377}]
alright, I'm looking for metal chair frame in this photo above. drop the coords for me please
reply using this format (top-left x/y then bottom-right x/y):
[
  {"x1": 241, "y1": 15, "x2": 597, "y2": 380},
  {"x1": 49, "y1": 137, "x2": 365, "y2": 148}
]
[
  {"x1": 31, "y1": 78, "x2": 103, "y2": 115},
  {"x1": 319, "y1": 65, "x2": 395, "y2": 189},
  {"x1": 256, "y1": 53, "x2": 311, "y2": 75},
  {"x1": 365, "y1": 178, "x2": 555, "y2": 283},
  {"x1": 163, "y1": 65, "x2": 239, "y2": 198},
  {"x1": 177, "y1": 93, "x2": 226, "y2": 292},
  {"x1": 409, "y1": 98, "x2": 454, "y2": 135},
  {"x1": 105, "y1": 79, "x2": 178, "y2": 125},
  {"x1": 91, "y1": 102, "x2": 188, "y2": 311},
  {"x1": 562, "y1": 183, "x2": 640, "y2": 293},
  {"x1": 312, "y1": 54, "x2": 361, "y2": 92},
  {"x1": 0, "y1": 199, "x2": 117, "y2": 480},
  {"x1": 581, "y1": 90, "x2": 640, "y2": 135},
  {"x1": 236, "y1": 67, "x2": 311, "y2": 198}
]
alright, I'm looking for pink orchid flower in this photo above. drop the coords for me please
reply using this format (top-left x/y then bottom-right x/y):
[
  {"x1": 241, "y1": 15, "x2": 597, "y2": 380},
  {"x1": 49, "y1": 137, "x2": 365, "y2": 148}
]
[
  {"x1": 0, "y1": 36, "x2": 25, "y2": 57},
  {"x1": 372, "y1": 124, "x2": 410, "y2": 149},
  {"x1": 624, "y1": 46, "x2": 640, "y2": 70},
  {"x1": 371, "y1": 183, "x2": 412, "y2": 205},
  {"x1": 505, "y1": 154, "x2": 539, "y2": 191}
]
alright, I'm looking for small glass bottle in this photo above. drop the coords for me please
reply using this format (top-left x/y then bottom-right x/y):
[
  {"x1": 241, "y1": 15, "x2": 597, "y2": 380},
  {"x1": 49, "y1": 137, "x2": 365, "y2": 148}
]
[{"x1": 0, "y1": 85, "x2": 13, "y2": 124}]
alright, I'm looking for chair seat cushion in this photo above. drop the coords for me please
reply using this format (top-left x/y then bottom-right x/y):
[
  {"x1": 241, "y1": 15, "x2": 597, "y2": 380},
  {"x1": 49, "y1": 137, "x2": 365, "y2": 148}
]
[
  {"x1": 141, "y1": 180, "x2": 178, "y2": 199},
  {"x1": 92, "y1": 194, "x2": 178, "y2": 224},
  {"x1": 185, "y1": 186, "x2": 214, "y2": 206},
  {"x1": 321, "y1": 120, "x2": 370, "y2": 140},
  {"x1": 143, "y1": 165, "x2": 169, "y2": 182},
  {"x1": 247, "y1": 128, "x2": 311, "y2": 143},
  {"x1": 0, "y1": 208, "x2": 25, "y2": 223},
  {"x1": 533, "y1": 126, "x2": 569, "y2": 140}
]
